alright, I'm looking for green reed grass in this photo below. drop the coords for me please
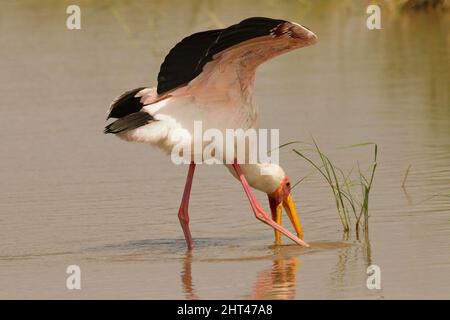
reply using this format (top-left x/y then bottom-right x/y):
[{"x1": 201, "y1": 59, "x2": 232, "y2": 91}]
[{"x1": 282, "y1": 139, "x2": 377, "y2": 236}]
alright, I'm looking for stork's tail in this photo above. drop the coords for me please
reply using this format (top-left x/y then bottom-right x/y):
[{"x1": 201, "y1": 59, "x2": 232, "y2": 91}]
[
  {"x1": 104, "y1": 111, "x2": 154, "y2": 134},
  {"x1": 105, "y1": 86, "x2": 158, "y2": 134}
]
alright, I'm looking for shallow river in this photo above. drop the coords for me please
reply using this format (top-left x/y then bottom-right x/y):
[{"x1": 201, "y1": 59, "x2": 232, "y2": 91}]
[{"x1": 1, "y1": 0, "x2": 449, "y2": 299}]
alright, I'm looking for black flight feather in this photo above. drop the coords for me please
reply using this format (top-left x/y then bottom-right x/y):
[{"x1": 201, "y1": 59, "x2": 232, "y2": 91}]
[
  {"x1": 104, "y1": 111, "x2": 154, "y2": 134},
  {"x1": 157, "y1": 29, "x2": 222, "y2": 95},
  {"x1": 156, "y1": 17, "x2": 286, "y2": 95},
  {"x1": 107, "y1": 87, "x2": 146, "y2": 119}
]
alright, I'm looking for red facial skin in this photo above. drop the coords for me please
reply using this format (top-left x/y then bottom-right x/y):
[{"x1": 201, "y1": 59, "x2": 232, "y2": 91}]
[{"x1": 268, "y1": 176, "x2": 291, "y2": 221}]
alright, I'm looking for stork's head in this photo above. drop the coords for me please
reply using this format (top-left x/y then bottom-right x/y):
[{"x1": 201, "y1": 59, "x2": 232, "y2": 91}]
[{"x1": 254, "y1": 163, "x2": 304, "y2": 245}]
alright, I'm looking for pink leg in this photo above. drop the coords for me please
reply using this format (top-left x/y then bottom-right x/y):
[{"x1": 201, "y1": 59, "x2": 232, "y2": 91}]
[
  {"x1": 178, "y1": 162, "x2": 196, "y2": 250},
  {"x1": 232, "y1": 161, "x2": 309, "y2": 247}
]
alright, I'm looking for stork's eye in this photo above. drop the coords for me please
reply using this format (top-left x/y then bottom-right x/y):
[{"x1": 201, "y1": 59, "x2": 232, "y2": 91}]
[{"x1": 286, "y1": 182, "x2": 291, "y2": 187}]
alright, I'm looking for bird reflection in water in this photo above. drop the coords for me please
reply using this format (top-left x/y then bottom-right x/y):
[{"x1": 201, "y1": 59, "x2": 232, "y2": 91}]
[
  {"x1": 249, "y1": 258, "x2": 299, "y2": 300},
  {"x1": 181, "y1": 251, "x2": 199, "y2": 300},
  {"x1": 180, "y1": 251, "x2": 300, "y2": 300}
]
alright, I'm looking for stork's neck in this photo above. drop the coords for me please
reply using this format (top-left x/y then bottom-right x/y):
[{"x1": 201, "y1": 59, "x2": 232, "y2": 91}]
[{"x1": 225, "y1": 163, "x2": 285, "y2": 194}]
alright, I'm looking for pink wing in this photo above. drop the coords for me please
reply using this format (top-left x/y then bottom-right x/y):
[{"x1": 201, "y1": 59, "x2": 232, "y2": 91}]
[
  {"x1": 157, "y1": 17, "x2": 317, "y2": 100},
  {"x1": 186, "y1": 21, "x2": 317, "y2": 104}
]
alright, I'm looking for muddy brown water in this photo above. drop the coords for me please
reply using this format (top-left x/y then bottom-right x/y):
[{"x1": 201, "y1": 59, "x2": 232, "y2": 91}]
[{"x1": 1, "y1": 1, "x2": 449, "y2": 299}]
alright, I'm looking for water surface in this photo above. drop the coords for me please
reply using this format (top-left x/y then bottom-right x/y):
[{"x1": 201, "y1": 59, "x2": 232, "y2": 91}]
[{"x1": 0, "y1": 0, "x2": 449, "y2": 299}]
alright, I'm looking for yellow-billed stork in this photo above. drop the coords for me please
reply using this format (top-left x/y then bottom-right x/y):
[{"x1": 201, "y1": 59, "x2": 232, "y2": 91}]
[{"x1": 104, "y1": 17, "x2": 317, "y2": 250}]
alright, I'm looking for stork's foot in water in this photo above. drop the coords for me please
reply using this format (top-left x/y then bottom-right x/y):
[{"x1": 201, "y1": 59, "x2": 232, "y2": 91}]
[
  {"x1": 232, "y1": 161, "x2": 310, "y2": 248},
  {"x1": 178, "y1": 162, "x2": 196, "y2": 250}
]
